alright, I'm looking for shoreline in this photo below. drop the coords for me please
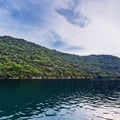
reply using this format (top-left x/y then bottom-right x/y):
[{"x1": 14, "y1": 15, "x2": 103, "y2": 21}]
[{"x1": 0, "y1": 76, "x2": 120, "y2": 80}]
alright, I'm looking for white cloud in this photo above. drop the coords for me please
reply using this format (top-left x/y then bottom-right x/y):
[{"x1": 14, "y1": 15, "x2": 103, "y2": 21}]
[
  {"x1": 51, "y1": 0, "x2": 120, "y2": 57},
  {"x1": 0, "y1": 0, "x2": 120, "y2": 57}
]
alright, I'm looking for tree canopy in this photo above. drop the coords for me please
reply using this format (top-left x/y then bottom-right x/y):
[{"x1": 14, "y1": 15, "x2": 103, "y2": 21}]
[{"x1": 0, "y1": 36, "x2": 120, "y2": 79}]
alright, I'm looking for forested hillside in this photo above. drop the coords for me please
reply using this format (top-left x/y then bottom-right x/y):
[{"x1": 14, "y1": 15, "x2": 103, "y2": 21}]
[{"x1": 0, "y1": 36, "x2": 120, "y2": 79}]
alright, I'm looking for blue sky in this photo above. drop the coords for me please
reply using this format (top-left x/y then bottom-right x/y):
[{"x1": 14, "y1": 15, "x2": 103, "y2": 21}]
[{"x1": 0, "y1": 0, "x2": 120, "y2": 57}]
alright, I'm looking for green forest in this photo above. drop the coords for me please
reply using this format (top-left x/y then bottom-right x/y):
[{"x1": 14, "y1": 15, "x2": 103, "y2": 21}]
[{"x1": 0, "y1": 36, "x2": 120, "y2": 79}]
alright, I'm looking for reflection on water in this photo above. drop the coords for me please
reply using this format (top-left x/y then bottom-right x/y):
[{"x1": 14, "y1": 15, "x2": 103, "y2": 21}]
[{"x1": 0, "y1": 79, "x2": 120, "y2": 120}]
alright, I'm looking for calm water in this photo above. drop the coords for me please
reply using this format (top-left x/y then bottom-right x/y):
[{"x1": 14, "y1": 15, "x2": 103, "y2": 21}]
[{"x1": 0, "y1": 79, "x2": 120, "y2": 120}]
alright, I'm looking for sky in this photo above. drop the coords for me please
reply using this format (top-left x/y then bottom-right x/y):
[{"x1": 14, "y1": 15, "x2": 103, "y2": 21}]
[{"x1": 0, "y1": 0, "x2": 120, "y2": 57}]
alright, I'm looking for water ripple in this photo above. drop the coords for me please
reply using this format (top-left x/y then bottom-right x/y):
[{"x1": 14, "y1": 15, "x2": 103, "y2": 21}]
[{"x1": 0, "y1": 79, "x2": 120, "y2": 120}]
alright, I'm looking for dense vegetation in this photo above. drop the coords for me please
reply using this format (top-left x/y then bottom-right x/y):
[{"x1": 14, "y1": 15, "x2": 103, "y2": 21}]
[{"x1": 0, "y1": 36, "x2": 120, "y2": 79}]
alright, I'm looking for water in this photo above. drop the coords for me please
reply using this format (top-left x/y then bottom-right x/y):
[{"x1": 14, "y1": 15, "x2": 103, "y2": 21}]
[{"x1": 0, "y1": 79, "x2": 120, "y2": 120}]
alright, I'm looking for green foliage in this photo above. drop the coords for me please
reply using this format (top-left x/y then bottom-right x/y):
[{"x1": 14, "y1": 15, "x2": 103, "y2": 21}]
[{"x1": 0, "y1": 36, "x2": 120, "y2": 79}]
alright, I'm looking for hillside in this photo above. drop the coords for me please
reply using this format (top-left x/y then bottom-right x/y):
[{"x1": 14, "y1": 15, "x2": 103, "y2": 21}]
[{"x1": 0, "y1": 36, "x2": 120, "y2": 79}]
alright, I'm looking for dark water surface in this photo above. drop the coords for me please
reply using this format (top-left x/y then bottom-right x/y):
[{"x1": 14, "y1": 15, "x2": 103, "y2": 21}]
[{"x1": 0, "y1": 79, "x2": 120, "y2": 120}]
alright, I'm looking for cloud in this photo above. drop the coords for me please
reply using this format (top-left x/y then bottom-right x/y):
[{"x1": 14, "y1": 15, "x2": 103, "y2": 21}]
[
  {"x1": 0, "y1": 0, "x2": 120, "y2": 57},
  {"x1": 56, "y1": 0, "x2": 90, "y2": 28},
  {"x1": 56, "y1": 8, "x2": 90, "y2": 27},
  {"x1": 43, "y1": 32, "x2": 83, "y2": 52}
]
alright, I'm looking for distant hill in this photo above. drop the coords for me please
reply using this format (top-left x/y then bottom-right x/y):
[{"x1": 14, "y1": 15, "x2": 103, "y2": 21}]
[{"x1": 0, "y1": 36, "x2": 120, "y2": 79}]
